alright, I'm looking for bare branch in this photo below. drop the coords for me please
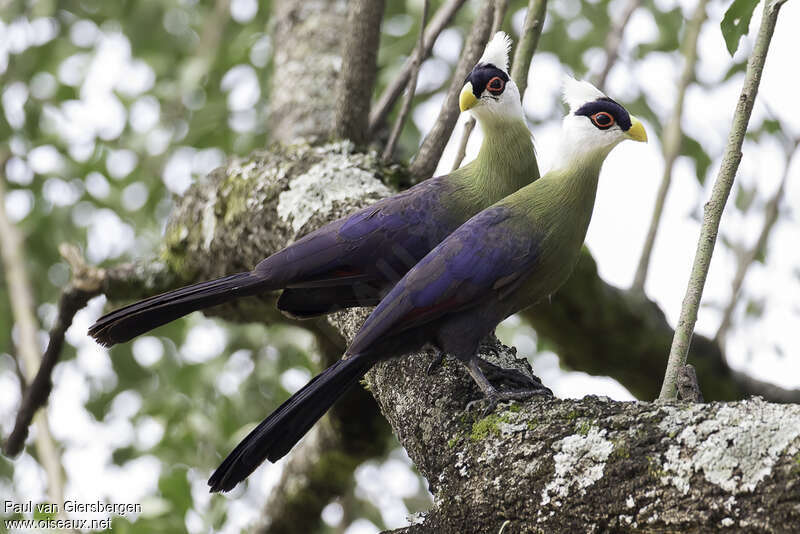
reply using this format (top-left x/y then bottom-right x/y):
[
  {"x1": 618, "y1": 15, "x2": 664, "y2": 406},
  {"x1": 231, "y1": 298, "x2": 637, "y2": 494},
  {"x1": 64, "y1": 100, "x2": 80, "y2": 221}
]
[
  {"x1": 448, "y1": 0, "x2": 508, "y2": 172},
  {"x1": 408, "y1": 0, "x2": 494, "y2": 180},
  {"x1": 334, "y1": 0, "x2": 386, "y2": 145},
  {"x1": 383, "y1": 1, "x2": 430, "y2": 163},
  {"x1": 631, "y1": 0, "x2": 708, "y2": 293},
  {"x1": 369, "y1": 0, "x2": 468, "y2": 135},
  {"x1": 509, "y1": 0, "x2": 547, "y2": 97},
  {"x1": 659, "y1": 0, "x2": 787, "y2": 401},
  {"x1": 3, "y1": 247, "x2": 175, "y2": 456},
  {"x1": 0, "y1": 162, "x2": 64, "y2": 505},
  {"x1": 3, "y1": 245, "x2": 102, "y2": 457},
  {"x1": 450, "y1": 118, "x2": 476, "y2": 171},
  {"x1": 715, "y1": 138, "x2": 797, "y2": 344},
  {"x1": 592, "y1": 0, "x2": 640, "y2": 91}
]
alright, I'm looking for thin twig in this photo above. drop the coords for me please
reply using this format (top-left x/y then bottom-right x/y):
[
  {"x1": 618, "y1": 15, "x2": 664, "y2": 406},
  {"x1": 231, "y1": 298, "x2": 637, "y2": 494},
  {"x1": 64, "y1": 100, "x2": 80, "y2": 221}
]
[
  {"x1": 510, "y1": 0, "x2": 548, "y2": 98},
  {"x1": 659, "y1": 0, "x2": 787, "y2": 401},
  {"x1": 0, "y1": 161, "x2": 65, "y2": 505},
  {"x1": 334, "y1": 0, "x2": 386, "y2": 145},
  {"x1": 3, "y1": 245, "x2": 105, "y2": 457},
  {"x1": 631, "y1": 0, "x2": 708, "y2": 293},
  {"x1": 592, "y1": 0, "x2": 640, "y2": 91},
  {"x1": 383, "y1": 0, "x2": 430, "y2": 163},
  {"x1": 449, "y1": 0, "x2": 509, "y2": 172},
  {"x1": 408, "y1": 0, "x2": 494, "y2": 180},
  {"x1": 715, "y1": 137, "x2": 798, "y2": 345},
  {"x1": 451, "y1": 118, "x2": 477, "y2": 171},
  {"x1": 369, "y1": 0, "x2": 468, "y2": 135}
]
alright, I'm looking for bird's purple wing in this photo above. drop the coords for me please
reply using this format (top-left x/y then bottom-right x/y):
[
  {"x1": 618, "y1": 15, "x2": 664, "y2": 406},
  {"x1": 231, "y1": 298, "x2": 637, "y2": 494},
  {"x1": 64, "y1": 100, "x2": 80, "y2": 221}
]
[
  {"x1": 254, "y1": 177, "x2": 456, "y2": 289},
  {"x1": 347, "y1": 206, "x2": 540, "y2": 355}
]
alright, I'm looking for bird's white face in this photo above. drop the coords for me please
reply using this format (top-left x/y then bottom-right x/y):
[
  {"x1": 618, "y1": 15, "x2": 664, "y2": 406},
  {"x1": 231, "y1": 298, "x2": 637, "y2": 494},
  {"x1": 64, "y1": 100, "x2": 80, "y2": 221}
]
[
  {"x1": 459, "y1": 70, "x2": 524, "y2": 125},
  {"x1": 552, "y1": 77, "x2": 647, "y2": 170},
  {"x1": 458, "y1": 31, "x2": 524, "y2": 126}
]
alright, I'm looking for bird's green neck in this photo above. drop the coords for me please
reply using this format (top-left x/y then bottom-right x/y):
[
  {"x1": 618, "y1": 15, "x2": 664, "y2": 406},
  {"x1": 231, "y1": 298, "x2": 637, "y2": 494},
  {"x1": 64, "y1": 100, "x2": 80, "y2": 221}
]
[
  {"x1": 513, "y1": 156, "x2": 603, "y2": 250},
  {"x1": 454, "y1": 118, "x2": 539, "y2": 206}
]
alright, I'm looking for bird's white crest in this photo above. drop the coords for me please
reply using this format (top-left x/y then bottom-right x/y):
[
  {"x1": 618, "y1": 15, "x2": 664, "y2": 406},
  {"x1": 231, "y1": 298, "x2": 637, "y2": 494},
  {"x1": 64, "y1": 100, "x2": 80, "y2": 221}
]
[
  {"x1": 478, "y1": 31, "x2": 512, "y2": 72},
  {"x1": 562, "y1": 75, "x2": 606, "y2": 110}
]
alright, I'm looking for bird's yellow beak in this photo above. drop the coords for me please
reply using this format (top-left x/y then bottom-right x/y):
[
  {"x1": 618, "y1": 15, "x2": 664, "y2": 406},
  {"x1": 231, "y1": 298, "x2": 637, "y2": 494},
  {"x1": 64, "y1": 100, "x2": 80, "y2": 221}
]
[
  {"x1": 627, "y1": 116, "x2": 648, "y2": 143},
  {"x1": 459, "y1": 82, "x2": 478, "y2": 112}
]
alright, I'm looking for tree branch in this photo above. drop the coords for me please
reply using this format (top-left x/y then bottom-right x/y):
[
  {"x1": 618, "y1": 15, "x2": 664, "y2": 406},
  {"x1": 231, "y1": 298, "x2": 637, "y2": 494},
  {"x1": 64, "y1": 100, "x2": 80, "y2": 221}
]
[
  {"x1": 408, "y1": 0, "x2": 494, "y2": 180},
  {"x1": 509, "y1": 0, "x2": 547, "y2": 98},
  {"x1": 0, "y1": 165, "x2": 64, "y2": 505},
  {"x1": 592, "y1": 0, "x2": 640, "y2": 91},
  {"x1": 715, "y1": 137, "x2": 797, "y2": 344},
  {"x1": 267, "y1": 0, "x2": 349, "y2": 143},
  {"x1": 631, "y1": 0, "x2": 707, "y2": 294},
  {"x1": 3, "y1": 246, "x2": 175, "y2": 457},
  {"x1": 660, "y1": 0, "x2": 786, "y2": 400},
  {"x1": 369, "y1": 0, "x2": 467, "y2": 136},
  {"x1": 450, "y1": 118, "x2": 476, "y2": 171},
  {"x1": 334, "y1": 0, "x2": 386, "y2": 145},
  {"x1": 371, "y1": 358, "x2": 800, "y2": 532},
  {"x1": 383, "y1": 0, "x2": 429, "y2": 163}
]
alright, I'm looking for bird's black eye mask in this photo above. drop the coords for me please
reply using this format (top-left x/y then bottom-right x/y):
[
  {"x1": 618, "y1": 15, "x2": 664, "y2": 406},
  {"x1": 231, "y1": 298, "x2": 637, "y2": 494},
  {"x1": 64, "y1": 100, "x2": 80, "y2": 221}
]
[
  {"x1": 465, "y1": 64, "x2": 509, "y2": 98},
  {"x1": 575, "y1": 98, "x2": 632, "y2": 131}
]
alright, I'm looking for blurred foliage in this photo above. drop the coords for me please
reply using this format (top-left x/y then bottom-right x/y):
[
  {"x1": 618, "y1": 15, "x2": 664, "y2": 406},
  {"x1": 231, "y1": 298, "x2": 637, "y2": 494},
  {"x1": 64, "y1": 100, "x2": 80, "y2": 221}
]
[{"x1": 0, "y1": 0, "x2": 793, "y2": 533}]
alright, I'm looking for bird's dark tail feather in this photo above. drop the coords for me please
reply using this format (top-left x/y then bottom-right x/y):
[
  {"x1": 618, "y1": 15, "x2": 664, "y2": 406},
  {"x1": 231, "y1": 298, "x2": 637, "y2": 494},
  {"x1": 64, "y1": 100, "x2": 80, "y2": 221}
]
[
  {"x1": 89, "y1": 272, "x2": 267, "y2": 347},
  {"x1": 208, "y1": 355, "x2": 372, "y2": 493}
]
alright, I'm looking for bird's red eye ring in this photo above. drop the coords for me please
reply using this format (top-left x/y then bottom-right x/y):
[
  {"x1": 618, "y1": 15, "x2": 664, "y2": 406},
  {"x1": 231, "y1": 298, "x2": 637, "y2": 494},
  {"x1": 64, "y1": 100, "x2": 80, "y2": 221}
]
[
  {"x1": 486, "y1": 76, "x2": 505, "y2": 95},
  {"x1": 591, "y1": 111, "x2": 615, "y2": 129}
]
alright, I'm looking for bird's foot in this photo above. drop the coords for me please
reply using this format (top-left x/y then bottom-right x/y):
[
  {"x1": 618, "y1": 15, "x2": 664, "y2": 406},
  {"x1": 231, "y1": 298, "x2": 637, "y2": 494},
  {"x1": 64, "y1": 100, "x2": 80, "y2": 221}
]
[
  {"x1": 476, "y1": 358, "x2": 544, "y2": 390},
  {"x1": 465, "y1": 357, "x2": 552, "y2": 416}
]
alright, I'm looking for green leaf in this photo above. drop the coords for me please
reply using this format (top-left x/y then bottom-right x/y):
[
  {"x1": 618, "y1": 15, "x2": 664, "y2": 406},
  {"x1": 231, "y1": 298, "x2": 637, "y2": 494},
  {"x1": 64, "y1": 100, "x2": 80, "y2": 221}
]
[{"x1": 721, "y1": 0, "x2": 761, "y2": 56}]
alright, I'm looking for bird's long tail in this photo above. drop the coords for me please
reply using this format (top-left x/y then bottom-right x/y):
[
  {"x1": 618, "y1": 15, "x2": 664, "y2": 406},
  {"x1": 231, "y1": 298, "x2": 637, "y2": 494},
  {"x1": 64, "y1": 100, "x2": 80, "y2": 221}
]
[
  {"x1": 89, "y1": 272, "x2": 268, "y2": 347},
  {"x1": 208, "y1": 355, "x2": 373, "y2": 493}
]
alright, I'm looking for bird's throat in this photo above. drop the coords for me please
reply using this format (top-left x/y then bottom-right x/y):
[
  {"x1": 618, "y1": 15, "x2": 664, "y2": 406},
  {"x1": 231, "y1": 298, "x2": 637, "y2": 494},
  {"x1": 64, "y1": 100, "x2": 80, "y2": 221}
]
[{"x1": 464, "y1": 118, "x2": 539, "y2": 204}]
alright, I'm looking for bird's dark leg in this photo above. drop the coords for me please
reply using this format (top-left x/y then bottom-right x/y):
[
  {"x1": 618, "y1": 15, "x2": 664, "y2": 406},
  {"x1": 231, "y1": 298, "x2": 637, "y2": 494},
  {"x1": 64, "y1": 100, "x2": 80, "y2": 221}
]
[{"x1": 465, "y1": 357, "x2": 552, "y2": 415}]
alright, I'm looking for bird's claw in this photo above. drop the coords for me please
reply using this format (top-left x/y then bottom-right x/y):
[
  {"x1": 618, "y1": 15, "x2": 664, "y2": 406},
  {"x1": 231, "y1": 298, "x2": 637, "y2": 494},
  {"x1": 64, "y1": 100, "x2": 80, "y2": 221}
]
[
  {"x1": 426, "y1": 349, "x2": 445, "y2": 375},
  {"x1": 478, "y1": 360, "x2": 543, "y2": 390}
]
